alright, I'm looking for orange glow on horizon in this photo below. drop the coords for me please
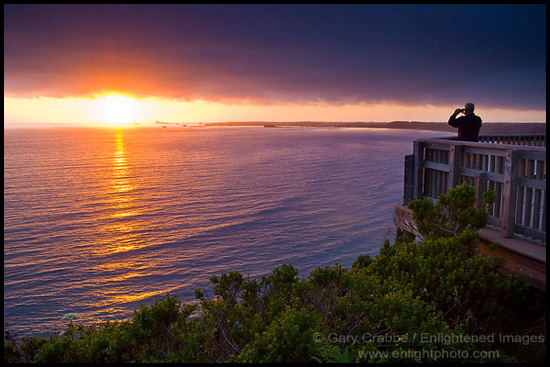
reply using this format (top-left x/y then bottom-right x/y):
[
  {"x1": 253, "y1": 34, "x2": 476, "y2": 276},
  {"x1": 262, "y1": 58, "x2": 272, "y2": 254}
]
[
  {"x1": 94, "y1": 92, "x2": 141, "y2": 128},
  {"x1": 3, "y1": 94, "x2": 547, "y2": 126}
]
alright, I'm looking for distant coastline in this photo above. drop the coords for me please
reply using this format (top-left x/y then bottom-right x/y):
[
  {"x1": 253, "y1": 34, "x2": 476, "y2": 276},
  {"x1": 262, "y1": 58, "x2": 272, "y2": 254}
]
[
  {"x1": 204, "y1": 121, "x2": 546, "y2": 135},
  {"x1": 3, "y1": 121, "x2": 546, "y2": 135}
]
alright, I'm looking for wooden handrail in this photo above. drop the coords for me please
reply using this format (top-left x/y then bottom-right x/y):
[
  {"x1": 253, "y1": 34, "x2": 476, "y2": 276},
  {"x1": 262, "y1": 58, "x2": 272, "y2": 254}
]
[{"x1": 404, "y1": 135, "x2": 546, "y2": 243}]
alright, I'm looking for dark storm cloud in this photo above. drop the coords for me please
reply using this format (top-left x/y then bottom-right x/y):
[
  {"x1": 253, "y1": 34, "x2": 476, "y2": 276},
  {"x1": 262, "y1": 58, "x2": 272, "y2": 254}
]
[{"x1": 4, "y1": 4, "x2": 546, "y2": 109}]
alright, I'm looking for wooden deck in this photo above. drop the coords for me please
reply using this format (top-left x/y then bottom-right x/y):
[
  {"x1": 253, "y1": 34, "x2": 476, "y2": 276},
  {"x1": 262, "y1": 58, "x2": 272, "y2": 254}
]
[
  {"x1": 395, "y1": 134, "x2": 546, "y2": 291},
  {"x1": 394, "y1": 204, "x2": 546, "y2": 291}
]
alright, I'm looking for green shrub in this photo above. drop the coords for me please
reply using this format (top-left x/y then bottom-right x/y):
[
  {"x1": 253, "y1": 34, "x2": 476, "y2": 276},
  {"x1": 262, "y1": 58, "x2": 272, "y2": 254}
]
[{"x1": 5, "y1": 183, "x2": 543, "y2": 363}]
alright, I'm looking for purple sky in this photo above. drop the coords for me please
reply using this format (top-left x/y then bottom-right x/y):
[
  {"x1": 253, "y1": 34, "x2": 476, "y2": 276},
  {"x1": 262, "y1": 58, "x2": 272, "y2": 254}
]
[{"x1": 4, "y1": 4, "x2": 546, "y2": 111}]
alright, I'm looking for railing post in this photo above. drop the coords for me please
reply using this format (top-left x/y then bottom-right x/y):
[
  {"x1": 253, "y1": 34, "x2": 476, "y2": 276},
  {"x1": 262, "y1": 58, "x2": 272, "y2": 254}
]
[
  {"x1": 474, "y1": 172, "x2": 488, "y2": 209},
  {"x1": 403, "y1": 154, "x2": 415, "y2": 205},
  {"x1": 413, "y1": 141, "x2": 424, "y2": 200},
  {"x1": 501, "y1": 150, "x2": 520, "y2": 238},
  {"x1": 448, "y1": 144, "x2": 462, "y2": 191}
]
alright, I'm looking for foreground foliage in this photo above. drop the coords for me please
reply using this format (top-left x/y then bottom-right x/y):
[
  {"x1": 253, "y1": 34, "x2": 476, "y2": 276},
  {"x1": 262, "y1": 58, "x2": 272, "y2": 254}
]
[{"x1": 4, "y1": 184, "x2": 546, "y2": 363}]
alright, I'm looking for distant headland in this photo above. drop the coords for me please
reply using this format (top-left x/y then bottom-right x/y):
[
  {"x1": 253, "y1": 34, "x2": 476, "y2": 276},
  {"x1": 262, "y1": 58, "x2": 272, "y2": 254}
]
[{"x1": 202, "y1": 121, "x2": 546, "y2": 135}]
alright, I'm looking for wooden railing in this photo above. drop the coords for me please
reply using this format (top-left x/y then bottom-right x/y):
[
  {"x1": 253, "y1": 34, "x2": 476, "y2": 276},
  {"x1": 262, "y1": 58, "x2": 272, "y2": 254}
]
[
  {"x1": 403, "y1": 135, "x2": 546, "y2": 243},
  {"x1": 478, "y1": 134, "x2": 546, "y2": 147}
]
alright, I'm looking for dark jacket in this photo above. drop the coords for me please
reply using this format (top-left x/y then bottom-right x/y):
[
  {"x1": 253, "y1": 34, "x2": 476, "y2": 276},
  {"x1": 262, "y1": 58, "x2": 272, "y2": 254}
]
[{"x1": 448, "y1": 113, "x2": 482, "y2": 142}]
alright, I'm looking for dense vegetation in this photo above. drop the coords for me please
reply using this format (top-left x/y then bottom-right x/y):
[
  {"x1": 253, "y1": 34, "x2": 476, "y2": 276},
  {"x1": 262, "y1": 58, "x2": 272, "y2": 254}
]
[{"x1": 4, "y1": 183, "x2": 546, "y2": 363}]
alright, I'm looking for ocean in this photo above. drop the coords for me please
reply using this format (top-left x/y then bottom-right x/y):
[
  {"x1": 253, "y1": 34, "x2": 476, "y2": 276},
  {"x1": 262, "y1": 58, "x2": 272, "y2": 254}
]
[{"x1": 4, "y1": 126, "x2": 449, "y2": 335}]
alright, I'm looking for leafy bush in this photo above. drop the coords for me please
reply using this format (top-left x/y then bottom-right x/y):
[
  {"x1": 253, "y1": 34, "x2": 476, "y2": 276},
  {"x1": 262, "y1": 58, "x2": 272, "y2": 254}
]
[
  {"x1": 408, "y1": 182, "x2": 491, "y2": 241},
  {"x1": 4, "y1": 183, "x2": 544, "y2": 363}
]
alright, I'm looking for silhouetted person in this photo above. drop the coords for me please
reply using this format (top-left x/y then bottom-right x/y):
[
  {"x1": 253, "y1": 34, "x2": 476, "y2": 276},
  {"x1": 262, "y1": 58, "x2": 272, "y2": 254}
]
[{"x1": 448, "y1": 102, "x2": 482, "y2": 142}]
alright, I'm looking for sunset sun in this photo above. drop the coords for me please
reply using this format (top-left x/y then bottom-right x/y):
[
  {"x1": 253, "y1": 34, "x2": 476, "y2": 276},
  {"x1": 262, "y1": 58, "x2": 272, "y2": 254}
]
[{"x1": 96, "y1": 93, "x2": 140, "y2": 127}]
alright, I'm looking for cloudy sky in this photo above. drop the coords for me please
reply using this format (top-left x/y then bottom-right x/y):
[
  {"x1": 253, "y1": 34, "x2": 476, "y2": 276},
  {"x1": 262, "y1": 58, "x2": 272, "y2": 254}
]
[{"x1": 4, "y1": 4, "x2": 546, "y2": 125}]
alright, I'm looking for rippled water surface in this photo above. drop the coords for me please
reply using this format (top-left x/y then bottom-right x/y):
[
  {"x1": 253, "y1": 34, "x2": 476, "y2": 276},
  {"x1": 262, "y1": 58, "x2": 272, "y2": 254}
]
[{"x1": 4, "y1": 126, "x2": 448, "y2": 334}]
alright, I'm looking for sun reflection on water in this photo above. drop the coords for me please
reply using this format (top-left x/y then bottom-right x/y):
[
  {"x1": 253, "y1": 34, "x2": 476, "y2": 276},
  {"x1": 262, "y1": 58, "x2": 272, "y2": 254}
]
[
  {"x1": 90, "y1": 131, "x2": 156, "y2": 307},
  {"x1": 112, "y1": 132, "x2": 135, "y2": 195},
  {"x1": 95, "y1": 290, "x2": 168, "y2": 308}
]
